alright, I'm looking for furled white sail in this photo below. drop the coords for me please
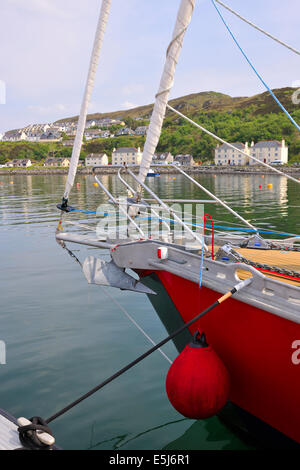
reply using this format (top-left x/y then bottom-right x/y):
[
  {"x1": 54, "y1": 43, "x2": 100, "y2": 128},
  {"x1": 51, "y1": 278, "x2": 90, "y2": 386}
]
[
  {"x1": 64, "y1": 0, "x2": 111, "y2": 200},
  {"x1": 138, "y1": 0, "x2": 195, "y2": 184}
]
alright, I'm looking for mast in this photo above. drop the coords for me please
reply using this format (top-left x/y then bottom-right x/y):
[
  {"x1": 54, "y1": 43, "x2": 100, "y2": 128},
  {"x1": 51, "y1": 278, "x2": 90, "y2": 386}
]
[
  {"x1": 138, "y1": 0, "x2": 195, "y2": 184},
  {"x1": 62, "y1": 0, "x2": 112, "y2": 204}
]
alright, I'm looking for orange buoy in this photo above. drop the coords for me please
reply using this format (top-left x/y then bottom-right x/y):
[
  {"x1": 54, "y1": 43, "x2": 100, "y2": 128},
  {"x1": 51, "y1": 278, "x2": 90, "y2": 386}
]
[
  {"x1": 9, "y1": 181, "x2": 14, "y2": 185},
  {"x1": 166, "y1": 331, "x2": 230, "y2": 419}
]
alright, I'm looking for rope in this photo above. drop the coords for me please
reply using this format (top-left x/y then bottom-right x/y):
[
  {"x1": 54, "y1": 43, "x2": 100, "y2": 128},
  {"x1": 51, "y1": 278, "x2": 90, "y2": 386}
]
[
  {"x1": 215, "y1": 0, "x2": 300, "y2": 56},
  {"x1": 44, "y1": 278, "x2": 251, "y2": 424},
  {"x1": 199, "y1": 240, "x2": 204, "y2": 288},
  {"x1": 17, "y1": 417, "x2": 54, "y2": 451},
  {"x1": 100, "y1": 287, "x2": 172, "y2": 364},
  {"x1": 204, "y1": 214, "x2": 215, "y2": 260},
  {"x1": 211, "y1": 0, "x2": 300, "y2": 133}
]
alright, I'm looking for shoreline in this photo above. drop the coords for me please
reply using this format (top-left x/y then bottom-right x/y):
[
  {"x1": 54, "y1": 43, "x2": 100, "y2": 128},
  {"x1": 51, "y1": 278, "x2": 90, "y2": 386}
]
[{"x1": 1, "y1": 166, "x2": 300, "y2": 176}]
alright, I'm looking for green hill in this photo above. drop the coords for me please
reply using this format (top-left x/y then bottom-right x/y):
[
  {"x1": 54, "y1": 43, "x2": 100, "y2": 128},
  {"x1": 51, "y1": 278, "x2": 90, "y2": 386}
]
[
  {"x1": 58, "y1": 87, "x2": 300, "y2": 162},
  {"x1": 1, "y1": 87, "x2": 299, "y2": 164}
]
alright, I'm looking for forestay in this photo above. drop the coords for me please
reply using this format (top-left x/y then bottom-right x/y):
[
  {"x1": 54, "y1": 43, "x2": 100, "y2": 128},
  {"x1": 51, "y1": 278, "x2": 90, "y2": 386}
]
[{"x1": 63, "y1": 0, "x2": 112, "y2": 201}]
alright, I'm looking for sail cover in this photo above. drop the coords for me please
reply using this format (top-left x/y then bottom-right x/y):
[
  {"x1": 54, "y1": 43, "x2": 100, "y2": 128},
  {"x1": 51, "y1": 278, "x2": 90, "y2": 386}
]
[
  {"x1": 64, "y1": 0, "x2": 111, "y2": 200},
  {"x1": 138, "y1": 0, "x2": 195, "y2": 184}
]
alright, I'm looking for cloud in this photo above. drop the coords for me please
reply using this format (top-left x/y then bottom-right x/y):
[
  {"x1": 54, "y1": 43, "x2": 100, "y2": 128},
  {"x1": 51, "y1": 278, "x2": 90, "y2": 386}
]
[
  {"x1": 27, "y1": 103, "x2": 67, "y2": 115},
  {"x1": 6, "y1": 0, "x2": 69, "y2": 18},
  {"x1": 1, "y1": 0, "x2": 299, "y2": 136},
  {"x1": 121, "y1": 101, "x2": 138, "y2": 110}
]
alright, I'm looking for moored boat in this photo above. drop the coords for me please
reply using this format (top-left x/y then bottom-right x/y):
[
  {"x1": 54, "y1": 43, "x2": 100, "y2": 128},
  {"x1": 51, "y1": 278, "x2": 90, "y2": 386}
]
[{"x1": 53, "y1": 0, "x2": 300, "y2": 448}]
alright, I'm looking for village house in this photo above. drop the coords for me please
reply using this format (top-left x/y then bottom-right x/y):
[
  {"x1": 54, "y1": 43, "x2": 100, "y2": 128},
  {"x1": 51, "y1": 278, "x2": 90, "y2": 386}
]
[
  {"x1": 44, "y1": 158, "x2": 70, "y2": 168},
  {"x1": 63, "y1": 139, "x2": 75, "y2": 147},
  {"x1": 215, "y1": 142, "x2": 250, "y2": 166},
  {"x1": 24, "y1": 124, "x2": 51, "y2": 141},
  {"x1": 85, "y1": 153, "x2": 108, "y2": 167},
  {"x1": 249, "y1": 140, "x2": 288, "y2": 165},
  {"x1": 115, "y1": 127, "x2": 135, "y2": 137},
  {"x1": 7, "y1": 159, "x2": 32, "y2": 168},
  {"x1": 99, "y1": 130, "x2": 111, "y2": 138},
  {"x1": 84, "y1": 129, "x2": 109, "y2": 141},
  {"x1": 3, "y1": 130, "x2": 28, "y2": 142},
  {"x1": 86, "y1": 118, "x2": 125, "y2": 129},
  {"x1": 65, "y1": 128, "x2": 77, "y2": 137},
  {"x1": 100, "y1": 118, "x2": 125, "y2": 128},
  {"x1": 112, "y1": 147, "x2": 142, "y2": 166},
  {"x1": 174, "y1": 154, "x2": 195, "y2": 166},
  {"x1": 39, "y1": 131, "x2": 62, "y2": 142},
  {"x1": 134, "y1": 126, "x2": 148, "y2": 136},
  {"x1": 153, "y1": 152, "x2": 174, "y2": 164}
]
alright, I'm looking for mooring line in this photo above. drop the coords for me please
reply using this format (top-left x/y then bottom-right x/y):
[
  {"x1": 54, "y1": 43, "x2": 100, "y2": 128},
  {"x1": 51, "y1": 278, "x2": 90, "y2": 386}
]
[
  {"x1": 100, "y1": 286, "x2": 173, "y2": 365},
  {"x1": 44, "y1": 277, "x2": 252, "y2": 424}
]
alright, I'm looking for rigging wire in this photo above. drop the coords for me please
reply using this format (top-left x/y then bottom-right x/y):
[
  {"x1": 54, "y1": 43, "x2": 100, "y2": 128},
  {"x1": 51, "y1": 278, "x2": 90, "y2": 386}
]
[
  {"x1": 215, "y1": 0, "x2": 300, "y2": 56},
  {"x1": 210, "y1": 0, "x2": 300, "y2": 133},
  {"x1": 44, "y1": 277, "x2": 252, "y2": 424},
  {"x1": 100, "y1": 287, "x2": 172, "y2": 365},
  {"x1": 63, "y1": 206, "x2": 300, "y2": 238},
  {"x1": 167, "y1": 104, "x2": 300, "y2": 184}
]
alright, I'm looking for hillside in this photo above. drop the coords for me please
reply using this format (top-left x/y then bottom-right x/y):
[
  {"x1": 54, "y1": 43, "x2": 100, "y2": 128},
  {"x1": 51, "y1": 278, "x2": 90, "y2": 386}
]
[
  {"x1": 56, "y1": 87, "x2": 298, "y2": 122},
  {"x1": 1, "y1": 87, "x2": 299, "y2": 164}
]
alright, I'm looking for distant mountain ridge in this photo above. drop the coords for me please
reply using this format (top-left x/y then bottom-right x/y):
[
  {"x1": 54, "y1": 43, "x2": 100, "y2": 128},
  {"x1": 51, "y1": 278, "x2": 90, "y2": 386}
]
[{"x1": 55, "y1": 87, "x2": 298, "y2": 124}]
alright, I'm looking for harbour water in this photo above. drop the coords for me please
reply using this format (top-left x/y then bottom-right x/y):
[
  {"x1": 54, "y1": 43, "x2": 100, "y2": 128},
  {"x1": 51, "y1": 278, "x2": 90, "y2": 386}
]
[{"x1": 0, "y1": 173, "x2": 299, "y2": 450}]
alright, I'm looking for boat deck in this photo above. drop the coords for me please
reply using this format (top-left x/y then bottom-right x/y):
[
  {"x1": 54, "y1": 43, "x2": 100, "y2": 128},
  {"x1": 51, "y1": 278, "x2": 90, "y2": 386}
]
[{"x1": 216, "y1": 247, "x2": 300, "y2": 287}]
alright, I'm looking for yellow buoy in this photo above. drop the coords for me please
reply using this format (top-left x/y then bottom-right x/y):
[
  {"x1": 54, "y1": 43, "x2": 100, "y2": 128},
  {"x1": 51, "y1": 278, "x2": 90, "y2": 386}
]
[
  {"x1": 9, "y1": 181, "x2": 14, "y2": 185},
  {"x1": 93, "y1": 183, "x2": 99, "y2": 187},
  {"x1": 267, "y1": 184, "x2": 273, "y2": 189}
]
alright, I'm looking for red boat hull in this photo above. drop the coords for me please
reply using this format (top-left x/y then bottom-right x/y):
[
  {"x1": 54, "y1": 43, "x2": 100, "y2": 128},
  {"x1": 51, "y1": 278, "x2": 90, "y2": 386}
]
[{"x1": 144, "y1": 270, "x2": 300, "y2": 444}]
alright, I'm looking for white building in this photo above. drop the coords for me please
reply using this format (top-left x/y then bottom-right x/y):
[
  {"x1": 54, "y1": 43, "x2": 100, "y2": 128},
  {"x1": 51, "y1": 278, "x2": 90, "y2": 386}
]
[
  {"x1": 3, "y1": 130, "x2": 28, "y2": 142},
  {"x1": 174, "y1": 154, "x2": 195, "y2": 166},
  {"x1": 85, "y1": 153, "x2": 108, "y2": 166},
  {"x1": 135, "y1": 126, "x2": 148, "y2": 136},
  {"x1": 249, "y1": 140, "x2": 288, "y2": 165},
  {"x1": 85, "y1": 153, "x2": 108, "y2": 167},
  {"x1": 215, "y1": 142, "x2": 250, "y2": 166},
  {"x1": 153, "y1": 152, "x2": 174, "y2": 164},
  {"x1": 84, "y1": 129, "x2": 105, "y2": 141},
  {"x1": 112, "y1": 147, "x2": 142, "y2": 166},
  {"x1": 8, "y1": 159, "x2": 32, "y2": 167}
]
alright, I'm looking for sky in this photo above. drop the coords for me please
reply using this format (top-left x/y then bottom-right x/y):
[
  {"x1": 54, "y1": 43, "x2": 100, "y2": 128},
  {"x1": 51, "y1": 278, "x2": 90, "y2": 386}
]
[{"x1": 0, "y1": 0, "x2": 299, "y2": 135}]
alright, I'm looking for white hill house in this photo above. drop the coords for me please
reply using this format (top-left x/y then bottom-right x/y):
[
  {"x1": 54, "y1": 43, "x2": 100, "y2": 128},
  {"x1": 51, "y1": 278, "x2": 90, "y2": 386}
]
[
  {"x1": 215, "y1": 140, "x2": 288, "y2": 166},
  {"x1": 112, "y1": 147, "x2": 142, "y2": 166}
]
